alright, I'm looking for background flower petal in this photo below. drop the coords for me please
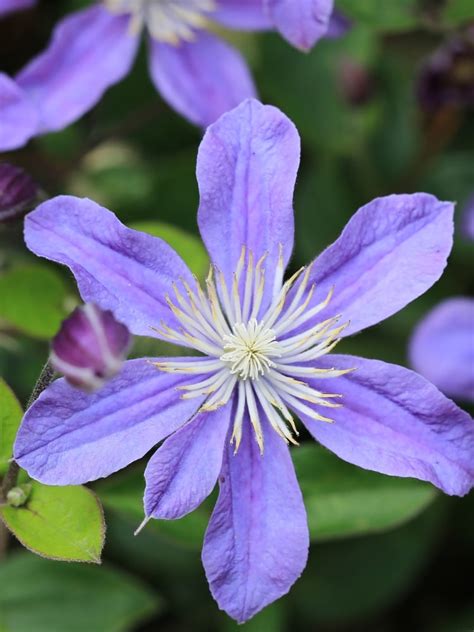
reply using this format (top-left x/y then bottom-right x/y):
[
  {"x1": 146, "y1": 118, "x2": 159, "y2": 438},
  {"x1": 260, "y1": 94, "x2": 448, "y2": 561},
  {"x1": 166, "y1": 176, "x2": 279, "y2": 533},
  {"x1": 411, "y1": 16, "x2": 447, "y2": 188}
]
[
  {"x1": 197, "y1": 98, "x2": 300, "y2": 310},
  {"x1": 212, "y1": 0, "x2": 272, "y2": 30},
  {"x1": 202, "y1": 415, "x2": 309, "y2": 623},
  {"x1": 148, "y1": 31, "x2": 256, "y2": 128},
  {"x1": 265, "y1": 0, "x2": 334, "y2": 50},
  {"x1": 300, "y1": 193, "x2": 455, "y2": 337},
  {"x1": 324, "y1": 9, "x2": 352, "y2": 38},
  {"x1": 14, "y1": 358, "x2": 206, "y2": 485},
  {"x1": 300, "y1": 354, "x2": 474, "y2": 496},
  {"x1": 0, "y1": 73, "x2": 38, "y2": 151},
  {"x1": 409, "y1": 298, "x2": 474, "y2": 402},
  {"x1": 24, "y1": 196, "x2": 195, "y2": 338},
  {"x1": 15, "y1": 5, "x2": 139, "y2": 134},
  {"x1": 0, "y1": 0, "x2": 36, "y2": 17},
  {"x1": 144, "y1": 399, "x2": 233, "y2": 520}
]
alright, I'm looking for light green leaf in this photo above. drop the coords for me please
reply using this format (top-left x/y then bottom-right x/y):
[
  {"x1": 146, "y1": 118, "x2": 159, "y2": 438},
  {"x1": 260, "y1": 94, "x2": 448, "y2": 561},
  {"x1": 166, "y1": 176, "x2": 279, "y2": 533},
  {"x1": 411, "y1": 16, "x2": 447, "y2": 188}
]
[
  {"x1": 0, "y1": 552, "x2": 161, "y2": 632},
  {"x1": 0, "y1": 380, "x2": 22, "y2": 474},
  {"x1": 98, "y1": 467, "x2": 210, "y2": 549},
  {"x1": 293, "y1": 445, "x2": 437, "y2": 540},
  {"x1": 0, "y1": 482, "x2": 105, "y2": 563},
  {"x1": 0, "y1": 265, "x2": 68, "y2": 339},
  {"x1": 130, "y1": 221, "x2": 209, "y2": 280}
]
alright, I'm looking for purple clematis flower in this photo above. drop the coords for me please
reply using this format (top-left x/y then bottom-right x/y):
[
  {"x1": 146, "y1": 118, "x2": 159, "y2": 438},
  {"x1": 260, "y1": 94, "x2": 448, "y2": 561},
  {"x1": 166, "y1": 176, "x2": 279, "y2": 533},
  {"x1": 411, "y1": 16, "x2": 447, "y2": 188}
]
[
  {"x1": 0, "y1": 0, "x2": 340, "y2": 151},
  {"x1": 0, "y1": 0, "x2": 36, "y2": 17},
  {"x1": 14, "y1": 100, "x2": 474, "y2": 621},
  {"x1": 410, "y1": 298, "x2": 474, "y2": 403}
]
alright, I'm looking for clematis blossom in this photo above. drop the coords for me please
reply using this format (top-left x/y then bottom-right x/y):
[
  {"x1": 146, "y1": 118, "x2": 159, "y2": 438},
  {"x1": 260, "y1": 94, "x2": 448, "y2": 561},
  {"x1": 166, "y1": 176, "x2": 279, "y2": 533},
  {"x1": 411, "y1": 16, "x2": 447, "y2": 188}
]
[
  {"x1": 14, "y1": 100, "x2": 474, "y2": 622},
  {"x1": 0, "y1": 0, "x2": 341, "y2": 151},
  {"x1": 410, "y1": 298, "x2": 474, "y2": 403}
]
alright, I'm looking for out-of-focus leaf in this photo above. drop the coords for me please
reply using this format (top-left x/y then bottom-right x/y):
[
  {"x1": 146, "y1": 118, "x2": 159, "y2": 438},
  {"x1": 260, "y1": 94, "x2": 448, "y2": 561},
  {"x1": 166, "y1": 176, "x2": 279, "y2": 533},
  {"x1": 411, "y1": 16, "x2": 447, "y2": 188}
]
[
  {"x1": 0, "y1": 482, "x2": 105, "y2": 563},
  {"x1": 0, "y1": 265, "x2": 68, "y2": 339},
  {"x1": 98, "y1": 466, "x2": 210, "y2": 550},
  {"x1": 0, "y1": 379, "x2": 22, "y2": 474},
  {"x1": 130, "y1": 221, "x2": 209, "y2": 279},
  {"x1": 338, "y1": 0, "x2": 419, "y2": 30},
  {"x1": 293, "y1": 445, "x2": 437, "y2": 540},
  {"x1": 290, "y1": 501, "x2": 446, "y2": 624},
  {"x1": 441, "y1": 0, "x2": 474, "y2": 25},
  {"x1": 259, "y1": 26, "x2": 380, "y2": 156},
  {"x1": 0, "y1": 552, "x2": 160, "y2": 632},
  {"x1": 221, "y1": 601, "x2": 284, "y2": 632}
]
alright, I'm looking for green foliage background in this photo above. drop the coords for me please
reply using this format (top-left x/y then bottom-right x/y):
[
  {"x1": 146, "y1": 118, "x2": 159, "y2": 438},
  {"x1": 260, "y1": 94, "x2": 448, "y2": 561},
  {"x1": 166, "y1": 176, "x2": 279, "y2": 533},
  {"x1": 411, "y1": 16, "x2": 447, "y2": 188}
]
[{"x1": 0, "y1": 1, "x2": 473, "y2": 630}]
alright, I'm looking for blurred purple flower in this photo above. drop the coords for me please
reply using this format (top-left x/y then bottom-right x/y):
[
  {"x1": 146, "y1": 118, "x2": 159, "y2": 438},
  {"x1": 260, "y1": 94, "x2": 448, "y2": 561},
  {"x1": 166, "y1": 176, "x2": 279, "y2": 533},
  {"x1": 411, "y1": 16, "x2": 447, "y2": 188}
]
[
  {"x1": 417, "y1": 27, "x2": 474, "y2": 111},
  {"x1": 51, "y1": 303, "x2": 131, "y2": 392},
  {"x1": 462, "y1": 193, "x2": 474, "y2": 241},
  {"x1": 0, "y1": 162, "x2": 39, "y2": 222},
  {"x1": 0, "y1": 0, "x2": 341, "y2": 150},
  {"x1": 14, "y1": 100, "x2": 474, "y2": 621},
  {"x1": 0, "y1": 0, "x2": 36, "y2": 17},
  {"x1": 410, "y1": 298, "x2": 474, "y2": 403}
]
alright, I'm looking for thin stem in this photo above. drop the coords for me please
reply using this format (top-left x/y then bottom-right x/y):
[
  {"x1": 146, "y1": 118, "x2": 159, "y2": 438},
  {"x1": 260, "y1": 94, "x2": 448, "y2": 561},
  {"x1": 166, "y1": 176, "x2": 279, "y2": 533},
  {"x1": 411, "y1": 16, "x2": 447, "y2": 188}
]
[
  {"x1": 26, "y1": 361, "x2": 55, "y2": 410},
  {"x1": 0, "y1": 462, "x2": 19, "y2": 503}
]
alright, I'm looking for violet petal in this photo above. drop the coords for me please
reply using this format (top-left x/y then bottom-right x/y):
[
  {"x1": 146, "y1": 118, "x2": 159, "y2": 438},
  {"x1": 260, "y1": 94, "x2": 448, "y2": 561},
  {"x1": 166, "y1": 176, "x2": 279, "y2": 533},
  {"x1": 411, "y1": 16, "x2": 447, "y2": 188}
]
[
  {"x1": 197, "y1": 99, "x2": 299, "y2": 311},
  {"x1": 202, "y1": 415, "x2": 309, "y2": 622},
  {"x1": 145, "y1": 398, "x2": 233, "y2": 520},
  {"x1": 148, "y1": 30, "x2": 256, "y2": 128},
  {"x1": 212, "y1": 0, "x2": 272, "y2": 30},
  {"x1": 16, "y1": 5, "x2": 139, "y2": 135},
  {"x1": 24, "y1": 196, "x2": 195, "y2": 338},
  {"x1": 265, "y1": 0, "x2": 334, "y2": 51},
  {"x1": 298, "y1": 193, "x2": 454, "y2": 337},
  {"x1": 14, "y1": 358, "x2": 206, "y2": 485},
  {"x1": 0, "y1": 73, "x2": 38, "y2": 151},
  {"x1": 0, "y1": 0, "x2": 35, "y2": 17},
  {"x1": 300, "y1": 354, "x2": 474, "y2": 496}
]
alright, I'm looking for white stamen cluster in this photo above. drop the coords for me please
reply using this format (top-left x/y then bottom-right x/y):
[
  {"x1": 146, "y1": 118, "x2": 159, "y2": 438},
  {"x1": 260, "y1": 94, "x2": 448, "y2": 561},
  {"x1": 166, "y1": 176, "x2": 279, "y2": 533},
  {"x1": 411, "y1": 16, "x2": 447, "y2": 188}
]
[
  {"x1": 105, "y1": 0, "x2": 216, "y2": 44},
  {"x1": 154, "y1": 248, "x2": 351, "y2": 452}
]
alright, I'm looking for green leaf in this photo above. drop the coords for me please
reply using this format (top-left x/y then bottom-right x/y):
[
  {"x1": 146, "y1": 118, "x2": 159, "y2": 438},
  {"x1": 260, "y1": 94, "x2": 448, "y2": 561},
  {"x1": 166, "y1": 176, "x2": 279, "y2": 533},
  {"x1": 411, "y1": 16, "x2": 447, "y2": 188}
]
[
  {"x1": 0, "y1": 482, "x2": 105, "y2": 563},
  {"x1": 0, "y1": 552, "x2": 161, "y2": 632},
  {"x1": 293, "y1": 445, "x2": 437, "y2": 540},
  {"x1": 0, "y1": 265, "x2": 68, "y2": 339},
  {"x1": 290, "y1": 500, "x2": 446, "y2": 624},
  {"x1": 337, "y1": 0, "x2": 419, "y2": 30},
  {"x1": 130, "y1": 221, "x2": 209, "y2": 279},
  {"x1": 0, "y1": 379, "x2": 22, "y2": 474},
  {"x1": 98, "y1": 467, "x2": 209, "y2": 549},
  {"x1": 441, "y1": 0, "x2": 474, "y2": 25}
]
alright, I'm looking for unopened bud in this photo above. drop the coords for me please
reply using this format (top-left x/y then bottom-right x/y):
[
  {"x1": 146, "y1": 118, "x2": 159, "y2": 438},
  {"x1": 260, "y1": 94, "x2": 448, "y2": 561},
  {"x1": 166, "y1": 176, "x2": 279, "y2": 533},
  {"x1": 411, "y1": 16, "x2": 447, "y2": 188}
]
[
  {"x1": 339, "y1": 58, "x2": 374, "y2": 107},
  {"x1": 6, "y1": 483, "x2": 32, "y2": 508},
  {"x1": 50, "y1": 304, "x2": 131, "y2": 392},
  {"x1": 417, "y1": 27, "x2": 474, "y2": 111},
  {"x1": 0, "y1": 163, "x2": 40, "y2": 222}
]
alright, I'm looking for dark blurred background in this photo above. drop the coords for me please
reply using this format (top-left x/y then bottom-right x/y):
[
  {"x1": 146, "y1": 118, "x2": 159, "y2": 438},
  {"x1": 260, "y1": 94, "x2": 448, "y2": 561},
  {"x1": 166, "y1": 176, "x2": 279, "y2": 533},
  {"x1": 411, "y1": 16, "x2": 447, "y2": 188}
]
[{"x1": 0, "y1": 1, "x2": 473, "y2": 630}]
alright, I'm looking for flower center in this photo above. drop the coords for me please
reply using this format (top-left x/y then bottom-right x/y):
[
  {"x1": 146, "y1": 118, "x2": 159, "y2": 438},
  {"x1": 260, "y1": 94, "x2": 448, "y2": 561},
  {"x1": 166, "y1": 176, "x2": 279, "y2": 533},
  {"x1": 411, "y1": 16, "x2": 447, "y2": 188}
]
[
  {"x1": 221, "y1": 319, "x2": 282, "y2": 380},
  {"x1": 104, "y1": 0, "x2": 216, "y2": 44},
  {"x1": 153, "y1": 247, "x2": 352, "y2": 453}
]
